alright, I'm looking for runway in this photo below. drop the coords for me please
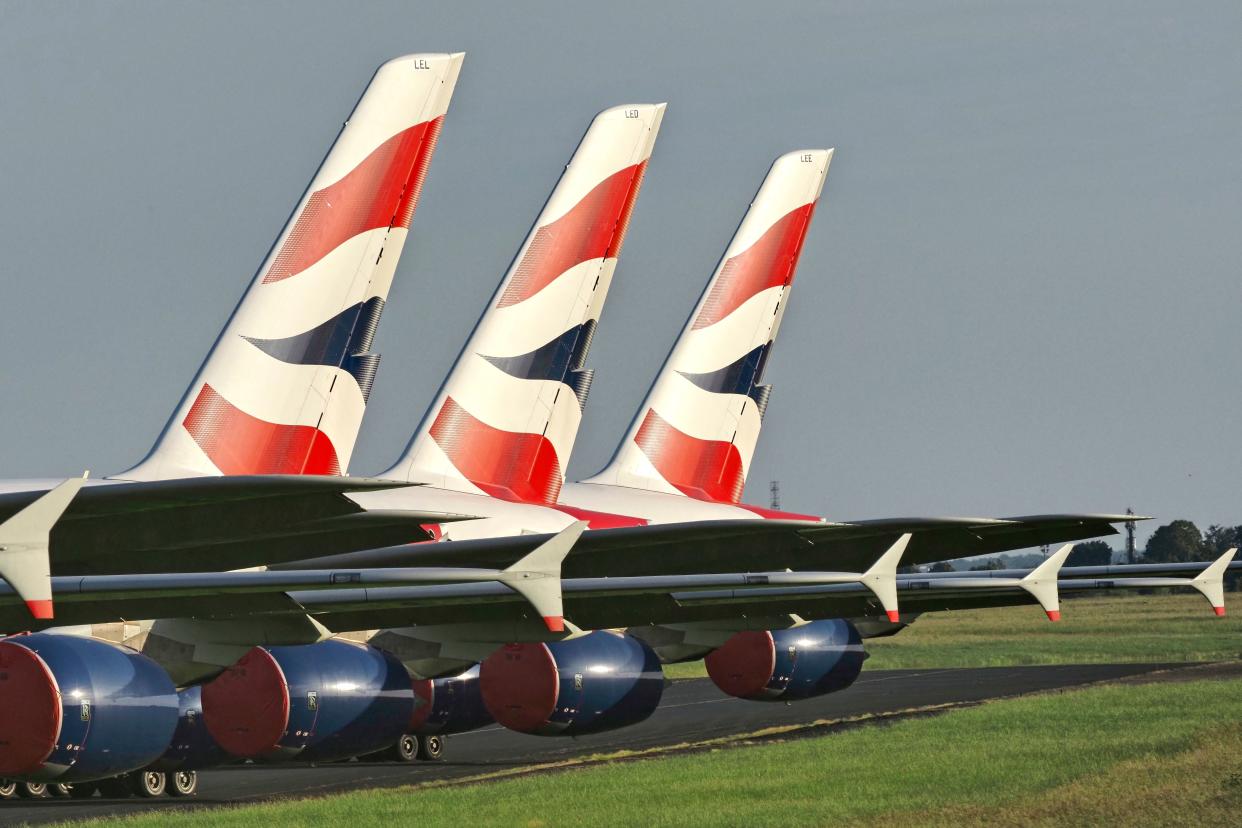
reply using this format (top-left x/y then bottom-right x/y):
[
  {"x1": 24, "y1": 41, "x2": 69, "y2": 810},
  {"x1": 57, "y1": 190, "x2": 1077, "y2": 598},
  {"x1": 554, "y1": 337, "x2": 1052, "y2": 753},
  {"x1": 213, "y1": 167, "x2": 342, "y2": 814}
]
[{"x1": 4, "y1": 662, "x2": 1215, "y2": 824}]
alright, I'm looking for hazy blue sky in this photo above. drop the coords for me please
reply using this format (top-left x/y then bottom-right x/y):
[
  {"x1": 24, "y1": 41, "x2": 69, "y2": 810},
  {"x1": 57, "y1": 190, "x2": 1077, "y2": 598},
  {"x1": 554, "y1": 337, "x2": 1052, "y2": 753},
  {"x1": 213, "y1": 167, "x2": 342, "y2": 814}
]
[{"x1": 2, "y1": 1, "x2": 1238, "y2": 544}]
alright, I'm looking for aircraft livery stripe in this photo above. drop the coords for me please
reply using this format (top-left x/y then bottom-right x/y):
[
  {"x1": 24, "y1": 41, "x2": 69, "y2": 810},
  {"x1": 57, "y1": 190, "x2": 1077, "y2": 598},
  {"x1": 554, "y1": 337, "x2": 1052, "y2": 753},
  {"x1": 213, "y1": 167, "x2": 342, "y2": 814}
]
[
  {"x1": 183, "y1": 384, "x2": 341, "y2": 475},
  {"x1": 429, "y1": 397, "x2": 564, "y2": 505},
  {"x1": 496, "y1": 161, "x2": 647, "y2": 308},
  {"x1": 633, "y1": 408, "x2": 744, "y2": 503},
  {"x1": 262, "y1": 116, "x2": 444, "y2": 284},
  {"x1": 677, "y1": 342, "x2": 771, "y2": 405},
  {"x1": 691, "y1": 202, "x2": 815, "y2": 330},
  {"x1": 244, "y1": 297, "x2": 385, "y2": 401}
]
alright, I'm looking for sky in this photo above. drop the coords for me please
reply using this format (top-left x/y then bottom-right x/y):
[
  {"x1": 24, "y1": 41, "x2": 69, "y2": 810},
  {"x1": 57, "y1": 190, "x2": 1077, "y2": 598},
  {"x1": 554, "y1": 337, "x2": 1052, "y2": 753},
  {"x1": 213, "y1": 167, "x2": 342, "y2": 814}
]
[{"x1": 1, "y1": 1, "x2": 1239, "y2": 545}]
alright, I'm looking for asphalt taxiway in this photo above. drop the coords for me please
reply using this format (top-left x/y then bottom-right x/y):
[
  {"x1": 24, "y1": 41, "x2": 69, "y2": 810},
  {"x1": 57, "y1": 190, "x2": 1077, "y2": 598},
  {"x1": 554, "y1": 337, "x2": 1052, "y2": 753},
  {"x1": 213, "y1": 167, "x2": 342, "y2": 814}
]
[{"x1": 5, "y1": 662, "x2": 1221, "y2": 824}]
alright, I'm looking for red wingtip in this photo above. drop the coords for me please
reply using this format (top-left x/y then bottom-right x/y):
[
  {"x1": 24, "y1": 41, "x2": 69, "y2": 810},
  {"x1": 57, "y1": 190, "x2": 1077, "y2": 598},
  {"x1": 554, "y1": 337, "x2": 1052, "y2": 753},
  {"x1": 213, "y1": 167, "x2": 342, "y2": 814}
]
[
  {"x1": 1213, "y1": 606, "x2": 1226, "y2": 617},
  {"x1": 25, "y1": 600, "x2": 53, "y2": 620},
  {"x1": 543, "y1": 616, "x2": 565, "y2": 633},
  {"x1": 886, "y1": 610, "x2": 901, "y2": 623},
  {"x1": 1046, "y1": 609, "x2": 1062, "y2": 622}
]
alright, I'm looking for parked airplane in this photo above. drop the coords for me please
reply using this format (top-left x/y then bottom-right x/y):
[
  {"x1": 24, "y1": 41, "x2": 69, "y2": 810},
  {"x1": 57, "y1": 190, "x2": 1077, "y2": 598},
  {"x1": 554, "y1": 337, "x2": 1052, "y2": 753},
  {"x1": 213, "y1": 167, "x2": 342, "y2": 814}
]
[
  {"x1": 1, "y1": 53, "x2": 1231, "y2": 800},
  {"x1": 0, "y1": 53, "x2": 469, "y2": 616}
]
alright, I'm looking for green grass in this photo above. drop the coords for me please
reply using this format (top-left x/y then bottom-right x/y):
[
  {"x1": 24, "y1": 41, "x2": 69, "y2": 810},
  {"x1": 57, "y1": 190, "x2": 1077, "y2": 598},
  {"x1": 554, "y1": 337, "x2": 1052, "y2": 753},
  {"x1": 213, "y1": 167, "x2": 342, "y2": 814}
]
[
  {"x1": 664, "y1": 592, "x2": 1242, "y2": 678},
  {"x1": 77, "y1": 675, "x2": 1242, "y2": 827}
]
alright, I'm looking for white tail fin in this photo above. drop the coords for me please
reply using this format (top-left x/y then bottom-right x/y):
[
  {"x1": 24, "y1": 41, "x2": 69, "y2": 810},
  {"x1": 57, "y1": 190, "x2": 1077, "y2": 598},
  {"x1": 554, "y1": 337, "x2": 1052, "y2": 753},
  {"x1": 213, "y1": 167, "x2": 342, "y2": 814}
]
[
  {"x1": 862, "y1": 533, "x2": 910, "y2": 622},
  {"x1": 1193, "y1": 548, "x2": 1235, "y2": 616},
  {"x1": 584, "y1": 150, "x2": 832, "y2": 502},
  {"x1": 385, "y1": 104, "x2": 666, "y2": 503},
  {"x1": 499, "y1": 521, "x2": 586, "y2": 632},
  {"x1": 1022, "y1": 544, "x2": 1073, "y2": 621},
  {"x1": 0, "y1": 474, "x2": 88, "y2": 619},
  {"x1": 120, "y1": 53, "x2": 464, "y2": 481}
]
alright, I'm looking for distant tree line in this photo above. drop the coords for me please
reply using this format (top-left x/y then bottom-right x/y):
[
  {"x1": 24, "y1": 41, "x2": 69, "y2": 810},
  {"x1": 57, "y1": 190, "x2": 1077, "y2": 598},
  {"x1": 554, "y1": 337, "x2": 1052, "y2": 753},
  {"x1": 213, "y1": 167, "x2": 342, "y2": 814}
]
[{"x1": 933, "y1": 520, "x2": 1241, "y2": 582}]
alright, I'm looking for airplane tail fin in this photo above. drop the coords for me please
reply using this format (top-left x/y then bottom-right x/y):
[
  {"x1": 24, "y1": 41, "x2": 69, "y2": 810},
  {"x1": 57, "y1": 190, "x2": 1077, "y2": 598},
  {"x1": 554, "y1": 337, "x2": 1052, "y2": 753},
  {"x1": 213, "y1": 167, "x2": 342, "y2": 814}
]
[
  {"x1": 384, "y1": 104, "x2": 666, "y2": 504},
  {"x1": 119, "y1": 53, "x2": 464, "y2": 481},
  {"x1": 0, "y1": 475, "x2": 87, "y2": 619},
  {"x1": 584, "y1": 150, "x2": 832, "y2": 502}
]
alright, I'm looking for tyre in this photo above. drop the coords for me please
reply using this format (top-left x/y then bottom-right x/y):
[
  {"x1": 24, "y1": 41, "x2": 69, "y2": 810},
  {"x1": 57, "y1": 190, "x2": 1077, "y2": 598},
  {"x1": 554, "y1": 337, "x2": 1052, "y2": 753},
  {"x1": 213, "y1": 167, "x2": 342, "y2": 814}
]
[
  {"x1": 390, "y1": 734, "x2": 418, "y2": 763},
  {"x1": 49, "y1": 783, "x2": 73, "y2": 797},
  {"x1": 130, "y1": 770, "x2": 167, "y2": 798},
  {"x1": 0, "y1": 780, "x2": 17, "y2": 800},
  {"x1": 69, "y1": 782, "x2": 98, "y2": 799},
  {"x1": 168, "y1": 771, "x2": 197, "y2": 797},
  {"x1": 18, "y1": 782, "x2": 48, "y2": 799},
  {"x1": 417, "y1": 734, "x2": 445, "y2": 761}
]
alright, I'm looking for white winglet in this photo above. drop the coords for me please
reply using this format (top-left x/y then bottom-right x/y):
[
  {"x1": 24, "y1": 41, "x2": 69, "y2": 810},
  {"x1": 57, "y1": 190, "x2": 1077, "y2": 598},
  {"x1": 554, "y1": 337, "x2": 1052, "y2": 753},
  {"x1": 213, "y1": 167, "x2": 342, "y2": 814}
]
[
  {"x1": 862, "y1": 533, "x2": 910, "y2": 623},
  {"x1": 499, "y1": 521, "x2": 586, "y2": 633},
  {"x1": 1192, "y1": 547, "x2": 1235, "y2": 617},
  {"x1": 0, "y1": 474, "x2": 88, "y2": 620},
  {"x1": 1021, "y1": 543, "x2": 1073, "y2": 621}
]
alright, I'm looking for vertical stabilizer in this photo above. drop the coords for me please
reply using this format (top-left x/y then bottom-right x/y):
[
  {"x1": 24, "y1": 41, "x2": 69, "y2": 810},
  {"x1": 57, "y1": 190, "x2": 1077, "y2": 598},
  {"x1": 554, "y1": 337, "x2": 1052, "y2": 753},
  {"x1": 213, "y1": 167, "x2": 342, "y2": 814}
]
[
  {"x1": 584, "y1": 150, "x2": 831, "y2": 502},
  {"x1": 119, "y1": 53, "x2": 464, "y2": 481},
  {"x1": 385, "y1": 104, "x2": 666, "y2": 504}
]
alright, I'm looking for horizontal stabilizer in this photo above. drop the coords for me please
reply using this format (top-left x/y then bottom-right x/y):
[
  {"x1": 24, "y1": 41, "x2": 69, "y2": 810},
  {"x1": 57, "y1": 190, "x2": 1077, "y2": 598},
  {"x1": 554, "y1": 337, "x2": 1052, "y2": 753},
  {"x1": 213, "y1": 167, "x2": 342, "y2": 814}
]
[{"x1": 0, "y1": 474, "x2": 87, "y2": 618}]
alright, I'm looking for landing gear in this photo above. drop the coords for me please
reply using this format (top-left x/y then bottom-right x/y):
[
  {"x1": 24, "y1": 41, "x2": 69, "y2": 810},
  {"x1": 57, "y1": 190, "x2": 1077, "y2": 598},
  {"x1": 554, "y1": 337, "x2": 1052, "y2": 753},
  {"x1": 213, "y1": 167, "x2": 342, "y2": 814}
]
[
  {"x1": 49, "y1": 783, "x2": 73, "y2": 797},
  {"x1": 69, "y1": 782, "x2": 98, "y2": 799},
  {"x1": 417, "y1": 734, "x2": 445, "y2": 761},
  {"x1": 168, "y1": 771, "x2": 198, "y2": 797},
  {"x1": 17, "y1": 782, "x2": 48, "y2": 799},
  {"x1": 390, "y1": 734, "x2": 418, "y2": 763},
  {"x1": 0, "y1": 781, "x2": 17, "y2": 800},
  {"x1": 130, "y1": 770, "x2": 166, "y2": 798}
]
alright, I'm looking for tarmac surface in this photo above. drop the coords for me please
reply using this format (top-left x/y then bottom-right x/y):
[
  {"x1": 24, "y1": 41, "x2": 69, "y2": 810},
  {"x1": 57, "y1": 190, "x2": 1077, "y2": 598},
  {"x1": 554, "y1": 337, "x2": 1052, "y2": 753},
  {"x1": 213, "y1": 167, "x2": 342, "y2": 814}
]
[{"x1": 3, "y1": 661, "x2": 1222, "y2": 824}]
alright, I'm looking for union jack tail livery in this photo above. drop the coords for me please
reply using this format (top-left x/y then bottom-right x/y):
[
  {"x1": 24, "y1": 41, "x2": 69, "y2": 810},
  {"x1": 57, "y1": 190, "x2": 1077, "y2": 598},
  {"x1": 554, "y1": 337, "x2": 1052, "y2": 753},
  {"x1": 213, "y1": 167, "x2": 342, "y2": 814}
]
[
  {"x1": 120, "y1": 53, "x2": 464, "y2": 481},
  {"x1": 583, "y1": 149, "x2": 832, "y2": 503},
  {"x1": 385, "y1": 103, "x2": 666, "y2": 504}
]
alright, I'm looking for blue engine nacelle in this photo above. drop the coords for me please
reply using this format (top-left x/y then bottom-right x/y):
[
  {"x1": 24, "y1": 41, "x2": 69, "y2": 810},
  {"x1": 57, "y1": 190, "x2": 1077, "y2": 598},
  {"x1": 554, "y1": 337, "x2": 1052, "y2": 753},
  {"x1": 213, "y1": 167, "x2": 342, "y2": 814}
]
[
  {"x1": 479, "y1": 631, "x2": 664, "y2": 736},
  {"x1": 200, "y1": 640, "x2": 413, "y2": 763},
  {"x1": 705, "y1": 619, "x2": 865, "y2": 701},
  {"x1": 409, "y1": 664, "x2": 494, "y2": 735},
  {"x1": 153, "y1": 686, "x2": 230, "y2": 771},
  {"x1": 0, "y1": 633, "x2": 179, "y2": 782}
]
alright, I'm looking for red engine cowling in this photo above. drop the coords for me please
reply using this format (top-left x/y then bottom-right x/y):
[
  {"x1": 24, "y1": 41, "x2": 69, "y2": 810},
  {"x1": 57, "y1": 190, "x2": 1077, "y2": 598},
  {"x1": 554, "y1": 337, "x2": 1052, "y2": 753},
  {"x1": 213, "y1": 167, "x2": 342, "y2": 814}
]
[
  {"x1": 705, "y1": 619, "x2": 865, "y2": 701},
  {"x1": 480, "y1": 631, "x2": 664, "y2": 736}
]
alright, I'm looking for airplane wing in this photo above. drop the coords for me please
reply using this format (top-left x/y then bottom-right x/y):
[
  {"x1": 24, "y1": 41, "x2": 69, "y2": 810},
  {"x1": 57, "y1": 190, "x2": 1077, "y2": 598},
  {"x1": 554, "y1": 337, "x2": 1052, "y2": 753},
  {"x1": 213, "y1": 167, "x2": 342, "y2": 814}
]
[
  {"x1": 272, "y1": 513, "x2": 1137, "y2": 576},
  {"x1": 3, "y1": 516, "x2": 1220, "y2": 639},
  {"x1": 0, "y1": 476, "x2": 472, "y2": 576}
]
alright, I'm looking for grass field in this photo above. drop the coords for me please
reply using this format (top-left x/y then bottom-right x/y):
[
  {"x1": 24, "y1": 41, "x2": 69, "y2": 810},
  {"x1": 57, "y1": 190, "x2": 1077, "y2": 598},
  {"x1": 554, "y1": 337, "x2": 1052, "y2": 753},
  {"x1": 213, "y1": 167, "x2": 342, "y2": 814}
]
[
  {"x1": 81, "y1": 674, "x2": 1242, "y2": 827},
  {"x1": 663, "y1": 592, "x2": 1242, "y2": 679}
]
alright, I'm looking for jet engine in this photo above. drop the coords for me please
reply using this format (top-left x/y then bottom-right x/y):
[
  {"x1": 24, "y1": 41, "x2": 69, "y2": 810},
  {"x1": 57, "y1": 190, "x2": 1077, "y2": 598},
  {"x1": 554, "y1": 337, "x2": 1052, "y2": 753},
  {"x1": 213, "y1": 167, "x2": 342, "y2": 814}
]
[
  {"x1": 0, "y1": 633, "x2": 179, "y2": 782},
  {"x1": 201, "y1": 640, "x2": 413, "y2": 763},
  {"x1": 153, "y1": 686, "x2": 229, "y2": 771},
  {"x1": 410, "y1": 664, "x2": 494, "y2": 735},
  {"x1": 705, "y1": 619, "x2": 865, "y2": 701},
  {"x1": 480, "y1": 631, "x2": 664, "y2": 736}
]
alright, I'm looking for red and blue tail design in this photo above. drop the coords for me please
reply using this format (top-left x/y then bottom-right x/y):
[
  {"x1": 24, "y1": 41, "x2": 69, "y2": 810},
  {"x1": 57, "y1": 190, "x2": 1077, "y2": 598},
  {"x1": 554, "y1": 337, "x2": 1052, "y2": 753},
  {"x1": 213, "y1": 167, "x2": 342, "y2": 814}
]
[
  {"x1": 583, "y1": 150, "x2": 832, "y2": 503},
  {"x1": 385, "y1": 104, "x2": 666, "y2": 504},
  {"x1": 119, "y1": 54, "x2": 464, "y2": 480}
]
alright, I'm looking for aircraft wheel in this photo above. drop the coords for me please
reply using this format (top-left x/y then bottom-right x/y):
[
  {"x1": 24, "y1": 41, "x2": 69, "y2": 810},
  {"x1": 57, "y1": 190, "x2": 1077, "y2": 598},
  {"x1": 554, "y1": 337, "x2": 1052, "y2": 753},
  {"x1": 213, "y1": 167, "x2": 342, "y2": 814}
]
[
  {"x1": 391, "y1": 734, "x2": 418, "y2": 763},
  {"x1": 49, "y1": 783, "x2": 73, "y2": 797},
  {"x1": 18, "y1": 782, "x2": 48, "y2": 799},
  {"x1": 130, "y1": 771, "x2": 166, "y2": 798},
  {"x1": 417, "y1": 734, "x2": 445, "y2": 761},
  {"x1": 69, "y1": 782, "x2": 98, "y2": 799},
  {"x1": 168, "y1": 771, "x2": 198, "y2": 797},
  {"x1": 0, "y1": 780, "x2": 17, "y2": 800}
]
